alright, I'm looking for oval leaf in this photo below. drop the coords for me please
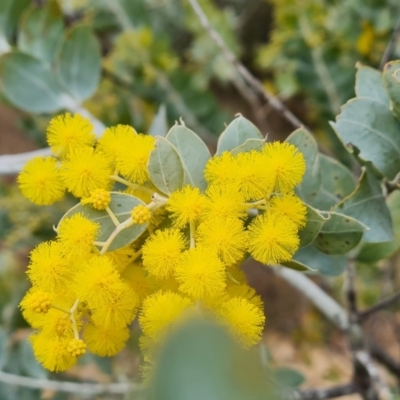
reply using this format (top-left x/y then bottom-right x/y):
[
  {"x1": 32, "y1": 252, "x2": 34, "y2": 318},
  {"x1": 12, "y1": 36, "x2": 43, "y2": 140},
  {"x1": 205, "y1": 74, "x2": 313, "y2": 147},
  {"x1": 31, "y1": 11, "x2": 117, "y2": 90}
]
[
  {"x1": 57, "y1": 25, "x2": 101, "y2": 102},
  {"x1": 148, "y1": 137, "x2": 185, "y2": 195},
  {"x1": 149, "y1": 104, "x2": 168, "y2": 137},
  {"x1": 230, "y1": 138, "x2": 265, "y2": 155},
  {"x1": 166, "y1": 125, "x2": 211, "y2": 191},
  {"x1": 299, "y1": 204, "x2": 328, "y2": 248},
  {"x1": 58, "y1": 192, "x2": 147, "y2": 252},
  {"x1": 355, "y1": 63, "x2": 389, "y2": 106},
  {"x1": 0, "y1": 51, "x2": 66, "y2": 112},
  {"x1": 313, "y1": 212, "x2": 365, "y2": 255},
  {"x1": 216, "y1": 116, "x2": 263, "y2": 155}
]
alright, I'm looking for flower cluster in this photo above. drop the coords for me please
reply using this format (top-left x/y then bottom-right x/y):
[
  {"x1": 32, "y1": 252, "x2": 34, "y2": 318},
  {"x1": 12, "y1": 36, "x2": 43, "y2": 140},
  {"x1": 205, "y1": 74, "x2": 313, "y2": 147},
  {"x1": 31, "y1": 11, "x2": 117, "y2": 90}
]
[{"x1": 18, "y1": 113, "x2": 306, "y2": 376}]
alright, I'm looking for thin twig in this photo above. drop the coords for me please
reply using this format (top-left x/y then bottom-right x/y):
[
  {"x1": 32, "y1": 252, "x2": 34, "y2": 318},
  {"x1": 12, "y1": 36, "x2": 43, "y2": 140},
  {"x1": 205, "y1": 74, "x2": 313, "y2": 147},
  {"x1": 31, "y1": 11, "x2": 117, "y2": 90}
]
[
  {"x1": 370, "y1": 342, "x2": 400, "y2": 384},
  {"x1": 292, "y1": 383, "x2": 358, "y2": 400},
  {"x1": 380, "y1": 17, "x2": 400, "y2": 70},
  {"x1": 186, "y1": 0, "x2": 305, "y2": 129},
  {"x1": 0, "y1": 370, "x2": 141, "y2": 395},
  {"x1": 345, "y1": 260, "x2": 358, "y2": 323},
  {"x1": 359, "y1": 291, "x2": 400, "y2": 321}
]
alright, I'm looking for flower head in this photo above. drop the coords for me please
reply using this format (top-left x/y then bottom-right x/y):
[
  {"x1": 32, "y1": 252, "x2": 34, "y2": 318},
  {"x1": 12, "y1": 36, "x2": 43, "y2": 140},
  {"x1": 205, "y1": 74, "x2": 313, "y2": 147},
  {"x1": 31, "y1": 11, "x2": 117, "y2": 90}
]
[
  {"x1": 262, "y1": 142, "x2": 305, "y2": 194},
  {"x1": 47, "y1": 113, "x2": 95, "y2": 157},
  {"x1": 81, "y1": 188, "x2": 111, "y2": 210},
  {"x1": 131, "y1": 204, "x2": 152, "y2": 224},
  {"x1": 20, "y1": 289, "x2": 52, "y2": 314},
  {"x1": 67, "y1": 338, "x2": 86, "y2": 358},
  {"x1": 122, "y1": 262, "x2": 158, "y2": 302},
  {"x1": 248, "y1": 212, "x2": 299, "y2": 265},
  {"x1": 167, "y1": 186, "x2": 206, "y2": 228},
  {"x1": 175, "y1": 248, "x2": 226, "y2": 300},
  {"x1": 61, "y1": 146, "x2": 112, "y2": 198},
  {"x1": 270, "y1": 193, "x2": 307, "y2": 228},
  {"x1": 204, "y1": 152, "x2": 237, "y2": 187},
  {"x1": 18, "y1": 157, "x2": 65, "y2": 205},
  {"x1": 142, "y1": 229, "x2": 187, "y2": 279}
]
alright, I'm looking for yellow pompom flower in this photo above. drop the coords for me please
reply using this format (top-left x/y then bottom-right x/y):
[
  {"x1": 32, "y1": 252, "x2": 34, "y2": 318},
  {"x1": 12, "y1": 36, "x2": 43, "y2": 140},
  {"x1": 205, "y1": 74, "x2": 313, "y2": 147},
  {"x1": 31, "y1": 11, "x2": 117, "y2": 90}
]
[
  {"x1": 226, "y1": 283, "x2": 264, "y2": 310},
  {"x1": 74, "y1": 255, "x2": 124, "y2": 309},
  {"x1": 122, "y1": 262, "x2": 158, "y2": 302},
  {"x1": 204, "y1": 151, "x2": 237, "y2": 187},
  {"x1": 106, "y1": 246, "x2": 138, "y2": 273},
  {"x1": 203, "y1": 186, "x2": 247, "y2": 220},
  {"x1": 231, "y1": 151, "x2": 273, "y2": 200},
  {"x1": 197, "y1": 218, "x2": 248, "y2": 266},
  {"x1": 270, "y1": 193, "x2": 307, "y2": 228},
  {"x1": 31, "y1": 332, "x2": 76, "y2": 372},
  {"x1": 61, "y1": 146, "x2": 112, "y2": 198},
  {"x1": 97, "y1": 124, "x2": 137, "y2": 163},
  {"x1": 142, "y1": 229, "x2": 187, "y2": 279},
  {"x1": 116, "y1": 134, "x2": 155, "y2": 184},
  {"x1": 131, "y1": 204, "x2": 152, "y2": 224},
  {"x1": 67, "y1": 338, "x2": 86, "y2": 357},
  {"x1": 20, "y1": 289, "x2": 52, "y2": 314},
  {"x1": 91, "y1": 284, "x2": 138, "y2": 329},
  {"x1": 175, "y1": 248, "x2": 226, "y2": 300},
  {"x1": 57, "y1": 213, "x2": 100, "y2": 259},
  {"x1": 167, "y1": 186, "x2": 206, "y2": 228},
  {"x1": 40, "y1": 309, "x2": 76, "y2": 339},
  {"x1": 47, "y1": 113, "x2": 95, "y2": 157},
  {"x1": 218, "y1": 297, "x2": 265, "y2": 347},
  {"x1": 248, "y1": 213, "x2": 300, "y2": 265},
  {"x1": 81, "y1": 188, "x2": 111, "y2": 210},
  {"x1": 84, "y1": 323, "x2": 129, "y2": 356},
  {"x1": 18, "y1": 157, "x2": 65, "y2": 205},
  {"x1": 139, "y1": 291, "x2": 192, "y2": 341},
  {"x1": 262, "y1": 142, "x2": 305, "y2": 194},
  {"x1": 27, "y1": 241, "x2": 74, "y2": 293}
]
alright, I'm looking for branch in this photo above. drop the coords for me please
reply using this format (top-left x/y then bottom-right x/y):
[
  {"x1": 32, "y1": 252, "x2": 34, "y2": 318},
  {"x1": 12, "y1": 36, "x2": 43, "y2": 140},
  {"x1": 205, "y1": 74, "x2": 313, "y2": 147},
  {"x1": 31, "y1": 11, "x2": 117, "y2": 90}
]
[
  {"x1": 273, "y1": 267, "x2": 349, "y2": 330},
  {"x1": 0, "y1": 106, "x2": 105, "y2": 175},
  {"x1": 380, "y1": 17, "x2": 400, "y2": 70},
  {"x1": 186, "y1": 0, "x2": 305, "y2": 130},
  {"x1": 0, "y1": 370, "x2": 142, "y2": 395},
  {"x1": 292, "y1": 383, "x2": 358, "y2": 400},
  {"x1": 369, "y1": 342, "x2": 400, "y2": 383},
  {"x1": 359, "y1": 291, "x2": 400, "y2": 321}
]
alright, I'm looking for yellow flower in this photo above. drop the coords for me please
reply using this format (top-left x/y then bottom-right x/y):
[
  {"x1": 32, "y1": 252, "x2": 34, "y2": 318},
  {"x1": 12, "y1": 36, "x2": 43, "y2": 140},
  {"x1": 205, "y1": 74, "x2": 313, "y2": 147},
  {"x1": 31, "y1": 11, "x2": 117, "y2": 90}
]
[
  {"x1": 203, "y1": 186, "x2": 247, "y2": 220},
  {"x1": 67, "y1": 338, "x2": 86, "y2": 358},
  {"x1": 139, "y1": 291, "x2": 192, "y2": 341},
  {"x1": 116, "y1": 134, "x2": 155, "y2": 184},
  {"x1": 40, "y1": 308, "x2": 77, "y2": 339},
  {"x1": 84, "y1": 323, "x2": 129, "y2": 356},
  {"x1": 20, "y1": 289, "x2": 52, "y2": 314},
  {"x1": 57, "y1": 213, "x2": 100, "y2": 259},
  {"x1": 106, "y1": 246, "x2": 138, "y2": 274},
  {"x1": 74, "y1": 255, "x2": 124, "y2": 309},
  {"x1": 61, "y1": 146, "x2": 112, "y2": 198},
  {"x1": 175, "y1": 248, "x2": 226, "y2": 300},
  {"x1": 204, "y1": 152, "x2": 237, "y2": 187},
  {"x1": 142, "y1": 229, "x2": 187, "y2": 279},
  {"x1": 248, "y1": 213, "x2": 299, "y2": 265},
  {"x1": 131, "y1": 204, "x2": 152, "y2": 224},
  {"x1": 167, "y1": 186, "x2": 207, "y2": 228},
  {"x1": 262, "y1": 142, "x2": 305, "y2": 194},
  {"x1": 31, "y1": 332, "x2": 76, "y2": 372},
  {"x1": 231, "y1": 151, "x2": 273, "y2": 200},
  {"x1": 97, "y1": 124, "x2": 137, "y2": 163},
  {"x1": 47, "y1": 113, "x2": 95, "y2": 157},
  {"x1": 81, "y1": 188, "x2": 111, "y2": 210},
  {"x1": 197, "y1": 218, "x2": 248, "y2": 266},
  {"x1": 226, "y1": 283, "x2": 264, "y2": 310},
  {"x1": 218, "y1": 297, "x2": 265, "y2": 347},
  {"x1": 270, "y1": 193, "x2": 307, "y2": 228},
  {"x1": 18, "y1": 157, "x2": 65, "y2": 205},
  {"x1": 27, "y1": 241, "x2": 74, "y2": 293}
]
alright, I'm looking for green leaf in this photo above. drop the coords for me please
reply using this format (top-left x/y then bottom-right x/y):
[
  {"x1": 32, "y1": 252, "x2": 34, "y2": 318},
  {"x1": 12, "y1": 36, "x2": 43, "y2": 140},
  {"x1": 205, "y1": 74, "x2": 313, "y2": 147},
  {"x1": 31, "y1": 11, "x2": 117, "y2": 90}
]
[
  {"x1": 230, "y1": 138, "x2": 265, "y2": 155},
  {"x1": 293, "y1": 245, "x2": 346, "y2": 276},
  {"x1": 355, "y1": 63, "x2": 389, "y2": 106},
  {"x1": 274, "y1": 367, "x2": 305, "y2": 388},
  {"x1": 0, "y1": 0, "x2": 29, "y2": 45},
  {"x1": 57, "y1": 25, "x2": 101, "y2": 102},
  {"x1": 149, "y1": 104, "x2": 168, "y2": 137},
  {"x1": 148, "y1": 137, "x2": 185, "y2": 195},
  {"x1": 298, "y1": 204, "x2": 328, "y2": 248},
  {"x1": 166, "y1": 125, "x2": 211, "y2": 191},
  {"x1": 0, "y1": 51, "x2": 66, "y2": 113},
  {"x1": 356, "y1": 241, "x2": 398, "y2": 264},
  {"x1": 216, "y1": 116, "x2": 263, "y2": 155},
  {"x1": 280, "y1": 259, "x2": 314, "y2": 272},
  {"x1": 336, "y1": 169, "x2": 394, "y2": 243},
  {"x1": 313, "y1": 154, "x2": 356, "y2": 210},
  {"x1": 383, "y1": 60, "x2": 400, "y2": 119},
  {"x1": 330, "y1": 98, "x2": 400, "y2": 180},
  {"x1": 18, "y1": 2, "x2": 64, "y2": 66},
  {"x1": 58, "y1": 192, "x2": 148, "y2": 252},
  {"x1": 286, "y1": 128, "x2": 321, "y2": 205},
  {"x1": 313, "y1": 212, "x2": 365, "y2": 255}
]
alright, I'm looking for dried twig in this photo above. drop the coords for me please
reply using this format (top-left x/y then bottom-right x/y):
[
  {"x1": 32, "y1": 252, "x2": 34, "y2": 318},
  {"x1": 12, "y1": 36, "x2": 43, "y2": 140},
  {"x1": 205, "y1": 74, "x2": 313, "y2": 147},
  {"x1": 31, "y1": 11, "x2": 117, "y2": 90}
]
[
  {"x1": 186, "y1": 0, "x2": 305, "y2": 130},
  {"x1": 359, "y1": 291, "x2": 400, "y2": 321},
  {"x1": 380, "y1": 17, "x2": 400, "y2": 70}
]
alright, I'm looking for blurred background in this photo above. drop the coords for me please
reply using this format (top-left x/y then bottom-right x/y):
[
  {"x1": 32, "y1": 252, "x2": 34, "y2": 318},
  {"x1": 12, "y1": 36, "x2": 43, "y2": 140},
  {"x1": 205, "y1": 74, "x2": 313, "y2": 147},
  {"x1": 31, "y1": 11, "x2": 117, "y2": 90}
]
[{"x1": 2, "y1": 0, "x2": 400, "y2": 399}]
